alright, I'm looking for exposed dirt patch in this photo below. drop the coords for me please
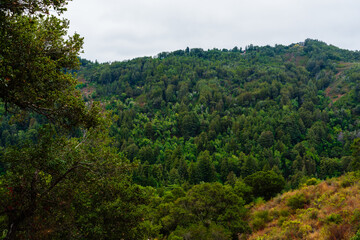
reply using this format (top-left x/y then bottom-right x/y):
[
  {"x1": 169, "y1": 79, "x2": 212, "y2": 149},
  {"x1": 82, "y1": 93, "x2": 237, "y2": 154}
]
[
  {"x1": 336, "y1": 62, "x2": 353, "y2": 70},
  {"x1": 78, "y1": 76, "x2": 86, "y2": 84},
  {"x1": 81, "y1": 86, "x2": 95, "y2": 98},
  {"x1": 335, "y1": 62, "x2": 353, "y2": 78},
  {"x1": 325, "y1": 62, "x2": 353, "y2": 103},
  {"x1": 325, "y1": 85, "x2": 347, "y2": 103}
]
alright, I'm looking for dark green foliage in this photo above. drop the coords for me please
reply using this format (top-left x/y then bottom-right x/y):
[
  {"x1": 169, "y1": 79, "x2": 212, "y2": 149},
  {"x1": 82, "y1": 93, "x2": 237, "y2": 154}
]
[
  {"x1": 196, "y1": 150, "x2": 217, "y2": 183},
  {"x1": 319, "y1": 157, "x2": 342, "y2": 179},
  {"x1": 179, "y1": 112, "x2": 200, "y2": 139},
  {"x1": 155, "y1": 183, "x2": 249, "y2": 239},
  {"x1": 168, "y1": 223, "x2": 231, "y2": 240},
  {"x1": 0, "y1": 2, "x2": 155, "y2": 239},
  {"x1": 73, "y1": 175, "x2": 157, "y2": 239},
  {"x1": 0, "y1": 1, "x2": 100, "y2": 129},
  {"x1": 232, "y1": 179, "x2": 253, "y2": 203},
  {"x1": 0, "y1": 124, "x2": 155, "y2": 239},
  {"x1": 325, "y1": 213, "x2": 343, "y2": 224},
  {"x1": 244, "y1": 170, "x2": 285, "y2": 200},
  {"x1": 258, "y1": 131, "x2": 274, "y2": 148}
]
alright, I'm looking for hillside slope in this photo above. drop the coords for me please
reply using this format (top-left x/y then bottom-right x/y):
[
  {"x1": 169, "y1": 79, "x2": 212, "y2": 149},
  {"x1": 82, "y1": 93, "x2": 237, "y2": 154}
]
[
  {"x1": 75, "y1": 39, "x2": 360, "y2": 189},
  {"x1": 247, "y1": 172, "x2": 360, "y2": 240}
]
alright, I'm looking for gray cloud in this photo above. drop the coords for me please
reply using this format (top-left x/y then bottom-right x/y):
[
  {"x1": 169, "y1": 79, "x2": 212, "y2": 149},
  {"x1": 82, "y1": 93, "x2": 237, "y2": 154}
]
[{"x1": 64, "y1": 0, "x2": 360, "y2": 62}]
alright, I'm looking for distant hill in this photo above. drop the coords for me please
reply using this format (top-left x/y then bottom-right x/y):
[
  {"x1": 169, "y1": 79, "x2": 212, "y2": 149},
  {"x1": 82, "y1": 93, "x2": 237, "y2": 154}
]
[{"x1": 75, "y1": 39, "x2": 360, "y2": 189}]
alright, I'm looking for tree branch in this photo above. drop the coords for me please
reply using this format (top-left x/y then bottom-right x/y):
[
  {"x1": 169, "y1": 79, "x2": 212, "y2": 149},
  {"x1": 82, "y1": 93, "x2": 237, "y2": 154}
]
[
  {"x1": 75, "y1": 130, "x2": 88, "y2": 149},
  {"x1": 41, "y1": 164, "x2": 81, "y2": 197},
  {"x1": 40, "y1": 161, "x2": 94, "y2": 197}
]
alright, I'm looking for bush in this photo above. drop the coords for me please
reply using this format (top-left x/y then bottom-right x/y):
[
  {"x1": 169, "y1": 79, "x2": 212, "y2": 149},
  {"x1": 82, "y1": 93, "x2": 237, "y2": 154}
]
[
  {"x1": 351, "y1": 209, "x2": 360, "y2": 224},
  {"x1": 251, "y1": 211, "x2": 270, "y2": 231},
  {"x1": 244, "y1": 170, "x2": 285, "y2": 200},
  {"x1": 270, "y1": 209, "x2": 280, "y2": 219},
  {"x1": 287, "y1": 193, "x2": 308, "y2": 210},
  {"x1": 307, "y1": 208, "x2": 318, "y2": 220},
  {"x1": 281, "y1": 220, "x2": 311, "y2": 239},
  {"x1": 341, "y1": 172, "x2": 360, "y2": 187},
  {"x1": 75, "y1": 82, "x2": 87, "y2": 89},
  {"x1": 279, "y1": 209, "x2": 290, "y2": 217},
  {"x1": 168, "y1": 223, "x2": 232, "y2": 240},
  {"x1": 325, "y1": 213, "x2": 342, "y2": 224},
  {"x1": 251, "y1": 217, "x2": 267, "y2": 231},
  {"x1": 277, "y1": 216, "x2": 287, "y2": 227},
  {"x1": 305, "y1": 178, "x2": 319, "y2": 186},
  {"x1": 351, "y1": 229, "x2": 360, "y2": 240}
]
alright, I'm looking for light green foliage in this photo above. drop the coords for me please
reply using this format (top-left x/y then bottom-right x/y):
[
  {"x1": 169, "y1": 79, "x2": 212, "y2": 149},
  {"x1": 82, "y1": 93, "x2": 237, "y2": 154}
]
[
  {"x1": 351, "y1": 229, "x2": 360, "y2": 240},
  {"x1": 306, "y1": 208, "x2": 319, "y2": 220},
  {"x1": 281, "y1": 220, "x2": 312, "y2": 239},
  {"x1": 251, "y1": 210, "x2": 270, "y2": 231},
  {"x1": 351, "y1": 209, "x2": 360, "y2": 223},
  {"x1": 305, "y1": 178, "x2": 319, "y2": 186},
  {"x1": 340, "y1": 171, "x2": 360, "y2": 187}
]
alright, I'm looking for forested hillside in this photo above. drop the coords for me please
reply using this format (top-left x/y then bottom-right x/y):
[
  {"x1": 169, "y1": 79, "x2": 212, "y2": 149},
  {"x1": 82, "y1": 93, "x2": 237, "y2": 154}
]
[
  {"x1": 1, "y1": 31, "x2": 360, "y2": 238},
  {"x1": 77, "y1": 39, "x2": 360, "y2": 189}
]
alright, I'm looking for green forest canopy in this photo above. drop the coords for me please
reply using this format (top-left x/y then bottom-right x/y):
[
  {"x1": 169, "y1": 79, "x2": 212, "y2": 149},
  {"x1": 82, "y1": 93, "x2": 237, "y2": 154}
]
[
  {"x1": 76, "y1": 39, "x2": 360, "y2": 188},
  {"x1": 0, "y1": 1, "x2": 360, "y2": 238}
]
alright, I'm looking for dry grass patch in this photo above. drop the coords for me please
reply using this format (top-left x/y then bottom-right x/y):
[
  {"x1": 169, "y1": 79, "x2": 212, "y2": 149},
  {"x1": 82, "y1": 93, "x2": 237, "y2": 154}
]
[{"x1": 247, "y1": 173, "x2": 360, "y2": 240}]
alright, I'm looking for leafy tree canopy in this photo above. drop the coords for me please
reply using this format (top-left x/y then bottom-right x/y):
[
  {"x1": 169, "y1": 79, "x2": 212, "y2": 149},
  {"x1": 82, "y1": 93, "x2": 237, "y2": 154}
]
[{"x1": 0, "y1": 0, "x2": 99, "y2": 128}]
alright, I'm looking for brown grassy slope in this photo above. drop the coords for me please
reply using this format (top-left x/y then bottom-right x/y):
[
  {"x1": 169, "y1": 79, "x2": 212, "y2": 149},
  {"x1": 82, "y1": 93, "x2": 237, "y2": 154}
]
[{"x1": 246, "y1": 172, "x2": 360, "y2": 240}]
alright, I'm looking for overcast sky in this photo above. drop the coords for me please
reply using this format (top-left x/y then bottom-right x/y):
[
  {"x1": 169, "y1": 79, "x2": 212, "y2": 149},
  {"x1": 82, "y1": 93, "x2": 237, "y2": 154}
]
[{"x1": 64, "y1": 0, "x2": 360, "y2": 62}]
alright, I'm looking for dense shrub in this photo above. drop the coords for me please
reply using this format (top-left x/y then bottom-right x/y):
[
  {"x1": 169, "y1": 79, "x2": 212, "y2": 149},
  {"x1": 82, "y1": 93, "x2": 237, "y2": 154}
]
[
  {"x1": 287, "y1": 193, "x2": 309, "y2": 210},
  {"x1": 244, "y1": 170, "x2": 285, "y2": 200}
]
